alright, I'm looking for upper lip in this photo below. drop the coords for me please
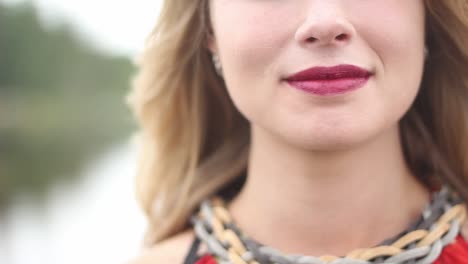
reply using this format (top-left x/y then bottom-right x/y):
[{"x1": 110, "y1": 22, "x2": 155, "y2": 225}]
[{"x1": 284, "y1": 64, "x2": 373, "y2": 81}]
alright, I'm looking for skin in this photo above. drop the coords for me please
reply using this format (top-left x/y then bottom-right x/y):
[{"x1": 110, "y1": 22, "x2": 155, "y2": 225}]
[{"x1": 207, "y1": 0, "x2": 432, "y2": 257}]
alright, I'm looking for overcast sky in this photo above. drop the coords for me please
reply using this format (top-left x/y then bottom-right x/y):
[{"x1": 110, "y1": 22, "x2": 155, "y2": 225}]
[{"x1": 2, "y1": 0, "x2": 162, "y2": 56}]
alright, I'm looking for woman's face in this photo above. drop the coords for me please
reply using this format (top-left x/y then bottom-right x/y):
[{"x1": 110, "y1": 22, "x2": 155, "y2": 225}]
[{"x1": 208, "y1": 0, "x2": 426, "y2": 150}]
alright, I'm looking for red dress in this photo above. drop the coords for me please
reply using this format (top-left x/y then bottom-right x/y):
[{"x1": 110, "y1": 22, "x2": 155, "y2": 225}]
[
  {"x1": 195, "y1": 234, "x2": 468, "y2": 264},
  {"x1": 433, "y1": 234, "x2": 468, "y2": 264}
]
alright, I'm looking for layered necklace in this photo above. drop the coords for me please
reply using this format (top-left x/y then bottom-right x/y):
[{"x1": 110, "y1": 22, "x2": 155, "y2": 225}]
[{"x1": 190, "y1": 184, "x2": 466, "y2": 264}]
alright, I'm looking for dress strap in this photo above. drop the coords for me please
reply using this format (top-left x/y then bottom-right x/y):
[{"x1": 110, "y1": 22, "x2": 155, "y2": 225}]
[{"x1": 183, "y1": 235, "x2": 201, "y2": 264}]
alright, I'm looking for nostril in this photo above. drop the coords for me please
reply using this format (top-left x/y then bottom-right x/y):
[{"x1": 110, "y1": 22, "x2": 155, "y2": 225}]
[
  {"x1": 336, "y1": 34, "x2": 348, "y2": 41},
  {"x1": 306, "y1": 36, "x2": 318, "y2": 42}
]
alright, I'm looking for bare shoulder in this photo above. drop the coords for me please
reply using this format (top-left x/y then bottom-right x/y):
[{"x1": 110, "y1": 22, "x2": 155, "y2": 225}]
[{"x1": 126, "y1": 229, "x2": 195, "y2": 264}]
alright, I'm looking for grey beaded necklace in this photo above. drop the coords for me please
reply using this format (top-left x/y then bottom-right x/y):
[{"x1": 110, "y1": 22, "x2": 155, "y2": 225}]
[{"x1": 190, "y1": 184, "x2": 466, "y2": 264}]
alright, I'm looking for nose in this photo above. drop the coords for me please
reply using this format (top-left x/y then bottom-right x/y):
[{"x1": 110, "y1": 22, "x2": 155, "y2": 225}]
[{"x1": 294, "y1": 8, "x2": 355, "y2": 48}]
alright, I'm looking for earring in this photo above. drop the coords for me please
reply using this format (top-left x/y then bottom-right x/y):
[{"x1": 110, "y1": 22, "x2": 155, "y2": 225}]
[
  {"x1": 212, "y1": 53, "x2": 223, "y2": 77},
  {"x1": 424, "y1": 45, "x2": 429, "y2": 60}
]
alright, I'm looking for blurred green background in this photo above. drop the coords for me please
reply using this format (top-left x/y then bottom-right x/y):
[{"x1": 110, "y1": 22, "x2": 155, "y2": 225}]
[
  {"x1": 0, "y1": 1, "x2": 161, "y2": 262},
  {"x1": 0, "y1": 1, "x2": 135, "y2": 212}
]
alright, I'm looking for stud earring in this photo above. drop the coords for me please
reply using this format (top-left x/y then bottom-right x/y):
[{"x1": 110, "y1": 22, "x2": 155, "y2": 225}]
[{"x1": 212, "y1": 53, "x2": 223, "y2": 76}]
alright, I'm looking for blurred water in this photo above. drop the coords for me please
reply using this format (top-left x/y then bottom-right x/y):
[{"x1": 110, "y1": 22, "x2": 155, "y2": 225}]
[{"x1": 0, "y1": 141, "x2": 146, "y2": 264}]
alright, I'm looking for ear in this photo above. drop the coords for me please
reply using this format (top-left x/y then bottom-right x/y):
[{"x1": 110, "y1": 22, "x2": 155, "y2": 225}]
[{"x1": 206, "y1": 33, "x2": 218, "y2": 54}]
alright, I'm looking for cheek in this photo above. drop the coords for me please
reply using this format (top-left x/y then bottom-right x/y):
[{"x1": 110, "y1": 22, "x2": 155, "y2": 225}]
[
  {"x1": 351, "y1": 0, "x2": 426, "y2": 113},
  {"x1": 211, "y1": 2, "x2": 298, "y2": 77},
  {"x1": 210, "y1": 2, "x2": 299, "y2": 121},
  {"x1": 351, "y1": 0, "x2": 426, "y2": 69}
]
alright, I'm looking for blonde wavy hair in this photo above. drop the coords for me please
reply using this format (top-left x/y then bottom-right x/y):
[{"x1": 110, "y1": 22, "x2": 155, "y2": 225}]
[{"x1": 126, "y1": 0, "x2": 468, "y2": 247}]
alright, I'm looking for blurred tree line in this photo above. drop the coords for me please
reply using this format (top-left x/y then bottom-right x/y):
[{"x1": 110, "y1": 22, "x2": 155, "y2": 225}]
[{"x1": 0, "y1": 2, "x2": 136, "y2": 211}]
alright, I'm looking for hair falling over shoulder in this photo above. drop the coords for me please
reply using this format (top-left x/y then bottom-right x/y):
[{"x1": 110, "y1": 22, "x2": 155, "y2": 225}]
[{"x1": 126, "y1": 0, "x2": 468, "y2": 247}]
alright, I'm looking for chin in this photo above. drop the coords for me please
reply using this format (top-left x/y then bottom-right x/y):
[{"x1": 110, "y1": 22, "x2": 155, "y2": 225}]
[
  {"x1": 283, "y1": 125, "x2": 378, "y2": 152},
  {"x1": 297, "y1": 137, "x2": 364, "y2": 152}
]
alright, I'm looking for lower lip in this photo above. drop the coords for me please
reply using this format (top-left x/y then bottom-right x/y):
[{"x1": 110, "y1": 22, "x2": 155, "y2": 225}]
[{"x1": 286, "y1": 77, "x2": 370, "y2": 96}]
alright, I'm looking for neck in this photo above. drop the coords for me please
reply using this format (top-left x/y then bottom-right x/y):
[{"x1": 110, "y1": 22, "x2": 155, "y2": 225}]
[{"x1": 228, "y1": 124, "x2": 431, "y2": 257}]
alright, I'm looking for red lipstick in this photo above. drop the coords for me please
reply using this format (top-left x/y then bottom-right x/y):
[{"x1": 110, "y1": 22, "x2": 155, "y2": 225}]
[{"x1": 284, "y1": 64, "x2": 372, "y2": 96}]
